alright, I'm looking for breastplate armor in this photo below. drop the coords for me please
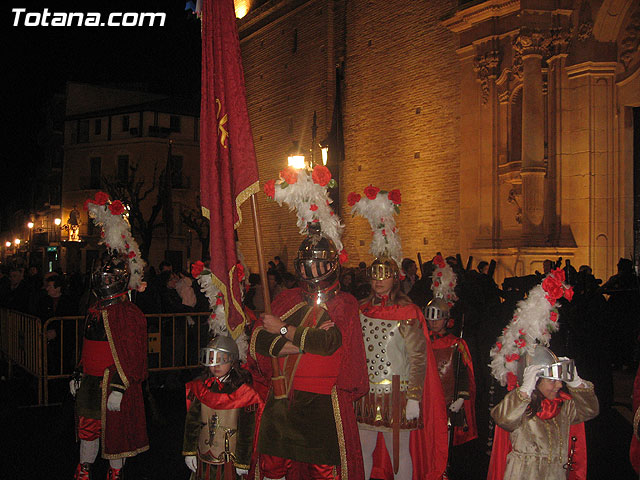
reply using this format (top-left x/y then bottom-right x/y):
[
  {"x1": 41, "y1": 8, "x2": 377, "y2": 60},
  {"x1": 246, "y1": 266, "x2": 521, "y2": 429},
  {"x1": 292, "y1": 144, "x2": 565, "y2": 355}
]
[
  {"x1": 433, "y1": 344, "x2": 455, "y2": 403},
  {"x1": 84, "y1": 309, "x2": 107, "y2": 341},
  {"x1": 356, "y1": 312, "x2": 421, "y2": 431},
  {"x1": 197, "y1": 405, "x2": 240, "y2": 464}
]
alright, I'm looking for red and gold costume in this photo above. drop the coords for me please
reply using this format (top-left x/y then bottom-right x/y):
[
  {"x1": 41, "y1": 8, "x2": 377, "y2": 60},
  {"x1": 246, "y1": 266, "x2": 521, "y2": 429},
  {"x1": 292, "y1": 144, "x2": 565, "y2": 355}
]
[
  {"x1": 249, "y1": 287, "x2": 368, "y2": 480},
  {"x1": 76, "y1": 294, "x2": 149, "y2": 459},
  {"x1": 361, "y1": 301, "x2": 449, "y2": 480},
  {"x1": 428, "y1": 331, "x2": 477, "y2": 446},
  {"x1": 182, "y1": 376, "x2": 262, "y2": 479}
]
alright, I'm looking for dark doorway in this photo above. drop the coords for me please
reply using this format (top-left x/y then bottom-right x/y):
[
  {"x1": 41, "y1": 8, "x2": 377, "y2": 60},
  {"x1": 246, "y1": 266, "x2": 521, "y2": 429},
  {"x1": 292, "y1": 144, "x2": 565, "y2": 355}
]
[{"x1": 634, "y1": 107, "x2": 640, "y2": 272}]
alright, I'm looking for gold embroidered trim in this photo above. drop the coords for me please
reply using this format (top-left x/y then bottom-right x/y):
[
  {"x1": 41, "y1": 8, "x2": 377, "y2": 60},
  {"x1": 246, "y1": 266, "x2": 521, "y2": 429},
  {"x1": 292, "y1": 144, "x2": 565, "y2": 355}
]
[
  {"x1": 103, "y1": 310, "x2": 129, "y2": 389},
  {"x1": 201, "y1": 206, "x2": 210, "y2": 220},
  {"x1": 268, "y1": 336, "x2": 281, "y2": 357},
  {"x1": 279, "y1": 302, "x2": 307, "y2": 322},
  {"x1": 234, "y1": 462, "x2": 250, "y2": 469},
  {"x1": 250, "y1": 327, "x2": 263, "y2": 360},
  {"x1": 634, "y1": 405, "x2": 640, "y2": 440},
  {"x1": 516, "y1": 388, "x2": 530, "y2": 402},
  {"x1": 299, "y1": 327, "x2": 309, "y2": 352},
  {"x1": 234, "y1": 181, "x2": 260, "y2": 230},
  {"x1": 102, "y1": 444, "x2": 150, "y2": 460},
  {"x1": 332, "y1": 386, "x2": 348, "y2": 480},
  {"x1": 182, "y1": 451, "x2": 198, "y2": 456},
  {"x1": 228, "y1": 265, "x2": 248, "y2": 339}
]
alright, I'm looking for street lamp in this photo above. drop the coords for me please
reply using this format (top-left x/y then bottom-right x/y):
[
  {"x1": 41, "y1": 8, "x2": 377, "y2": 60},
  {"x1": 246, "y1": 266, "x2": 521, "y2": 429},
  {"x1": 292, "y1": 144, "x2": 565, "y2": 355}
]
[
  {"x1": 5, "y1": 241, "x2": 10, "y2": 248},
  {"x1": 14, "y1": 238, "x2": 21, "y2": 246},
  {"x1": 287, "y1": 141, "x2": 306, "y2": 169},
  {"x1": 27, "y1": 221, "x2": 34, "y2": 229},
  {"x1": 54, "y1": 218, "x2": 62, "y2": 226},
  {"x1": 319, "y1": 138, "x2": 329, "y2": 166}
]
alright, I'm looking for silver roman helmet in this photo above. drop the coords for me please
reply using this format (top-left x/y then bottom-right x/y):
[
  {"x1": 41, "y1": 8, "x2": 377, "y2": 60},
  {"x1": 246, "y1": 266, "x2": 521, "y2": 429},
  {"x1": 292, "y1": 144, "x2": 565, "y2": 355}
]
[
  {"x1": 516, "y1": 344, "x2": 575, "y2": 384},
  {"x1": 424, "y1": 297, "x2": 450, "y2": 321},
  {"x1": 91, "y1": 253, "x2": 130, "y2": 299},
  {"x1": 200, "y1": 335, "x2": 239, "y2": 367},
  {"x1": 294, "y1": 222, "x2": 340, "y2": 300}
]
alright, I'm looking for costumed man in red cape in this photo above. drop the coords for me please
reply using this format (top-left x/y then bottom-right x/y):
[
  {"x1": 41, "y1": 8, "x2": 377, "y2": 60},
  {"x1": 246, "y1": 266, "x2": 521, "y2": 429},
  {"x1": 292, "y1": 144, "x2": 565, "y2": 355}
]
[
  {"x1": 71, "y1": 193, "x2": 149, "y2": 480},
  {"x1": 425, "y1": 297, "x2": 477, "y2": 448},
  {"x1": 250, "y1": 166, "x2": 368, "y2": 480},
  {"x1": 487, "y1": 269, "x2": 599, "y2": 480},
  {"x1": 347, "y1": 186, "x2": 448, "y2": 480}
]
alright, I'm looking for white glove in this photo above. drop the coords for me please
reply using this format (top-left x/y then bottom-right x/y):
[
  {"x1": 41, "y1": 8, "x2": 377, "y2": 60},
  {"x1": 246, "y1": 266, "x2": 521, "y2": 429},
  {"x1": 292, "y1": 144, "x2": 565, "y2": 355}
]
[
  {"x1": 559, "y1": 358, "x2": 585, "y2": 388},
  {"x1": 236, "y1": 467, "x2": 249, "y2": 476},
  {"x1": 405, "y1": 398, "x2": 420, "y2": 420},
  {"x1": 449, "y1": 397, "x2": 465, "y2": 413},
  {"x1": 184, "y1": 455, "x2": 197, "y2": 473},
  {"x1": 69, "y1": 377, "x2": 81, "y2": 397},
  {"x1": 520, "y1": 364, "x2": 544, "y2": 397},
  {"x1": 107, "y1": 391, "x2": 123, "y2": 411}
]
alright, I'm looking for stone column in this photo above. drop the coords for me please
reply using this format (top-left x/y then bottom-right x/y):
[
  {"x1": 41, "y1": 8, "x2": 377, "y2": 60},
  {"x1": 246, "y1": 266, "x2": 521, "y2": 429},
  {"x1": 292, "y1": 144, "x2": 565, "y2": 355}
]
[{"x1": 514, "y1": 30, "x2": 549, "y2": 241}]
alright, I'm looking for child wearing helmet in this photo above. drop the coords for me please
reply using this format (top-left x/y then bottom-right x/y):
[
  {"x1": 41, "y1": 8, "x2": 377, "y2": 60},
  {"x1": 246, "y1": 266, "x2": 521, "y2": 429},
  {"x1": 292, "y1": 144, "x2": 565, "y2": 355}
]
[
  {"x1": 182, "y1": 336, "x2": 262, "y2": 479},
  {"x1": 488, "y1": 346, "x2": 599, "y2": 480},
  {"x1": 424, "y1": 297, "x2": 478, "y2": 447}
]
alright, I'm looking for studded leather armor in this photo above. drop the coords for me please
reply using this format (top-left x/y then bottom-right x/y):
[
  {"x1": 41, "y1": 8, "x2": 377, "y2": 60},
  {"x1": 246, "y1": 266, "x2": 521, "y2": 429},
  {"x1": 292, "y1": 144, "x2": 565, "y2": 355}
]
[{"x1": 356, "y1": 311, "x2": 427, "y2": 431}]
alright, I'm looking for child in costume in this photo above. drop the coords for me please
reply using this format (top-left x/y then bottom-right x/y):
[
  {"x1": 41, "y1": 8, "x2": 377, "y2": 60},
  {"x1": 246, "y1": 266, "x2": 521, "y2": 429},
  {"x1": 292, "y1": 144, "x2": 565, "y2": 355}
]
[
  {"x1": 425, "y1": 297, "x2": 477, "y2": 447},
  {"x1": 183, "y1": 336, "x2": 262, "y2": 479},
  {"x1": 487, "y1": 268, "x2": 599, "y2": 480},
  {"x1": 489, "y1": 346, "x2": 598, "y2": 480}
]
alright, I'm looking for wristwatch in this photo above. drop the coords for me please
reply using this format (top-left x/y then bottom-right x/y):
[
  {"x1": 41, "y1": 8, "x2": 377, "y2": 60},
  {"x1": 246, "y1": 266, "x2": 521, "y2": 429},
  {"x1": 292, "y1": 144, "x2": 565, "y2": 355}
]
[{"x1": 280, "y1": 325, "x2": 288, "y2": 336}]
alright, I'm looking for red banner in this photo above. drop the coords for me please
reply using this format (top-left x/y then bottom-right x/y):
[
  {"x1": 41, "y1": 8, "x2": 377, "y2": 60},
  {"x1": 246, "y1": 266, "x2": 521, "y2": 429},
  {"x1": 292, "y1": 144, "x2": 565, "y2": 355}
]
[{"x1": 200, "y1": 0, "x2": 259, "y2": 336}]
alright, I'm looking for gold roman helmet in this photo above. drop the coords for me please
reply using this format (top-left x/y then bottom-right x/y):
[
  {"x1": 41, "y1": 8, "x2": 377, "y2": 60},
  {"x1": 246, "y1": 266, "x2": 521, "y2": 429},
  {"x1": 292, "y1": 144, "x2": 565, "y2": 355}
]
[
  {"x1": 516, "y1": 345, "x2": 575, "y2": 384},
  {"x1": 368, "y1": 256, "x2": 400, "y2": 281}
]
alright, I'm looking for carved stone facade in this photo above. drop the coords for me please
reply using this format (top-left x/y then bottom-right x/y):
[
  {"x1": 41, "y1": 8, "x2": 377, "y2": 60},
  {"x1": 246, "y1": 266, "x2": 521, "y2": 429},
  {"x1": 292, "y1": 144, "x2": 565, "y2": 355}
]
[
  {"x1": 443, "y1": 0, "x2": 640, "y2": 279},
  {"x1": 236, "y1": 0, "x2": 639, "y2": 282}
]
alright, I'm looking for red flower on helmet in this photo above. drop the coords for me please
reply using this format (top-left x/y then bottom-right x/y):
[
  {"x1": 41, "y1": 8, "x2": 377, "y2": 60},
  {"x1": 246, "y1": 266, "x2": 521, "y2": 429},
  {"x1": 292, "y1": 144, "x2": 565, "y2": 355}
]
[
  {"x1": 496, "y1": 342, "x2": 503, "y2": 351},
  {"x1": 312, "y1": 165, "x2": 331, "y2": 186},
  {"x1": 109, "y1": 200, "x2": 125, "y2": 216},
  {"x1": 191, "y1": 260, "x2": 205, "y2": 278},
  {"x1": 388, "y1": 189, "x2": 401, "y2": 205},
  {"x1": 128, "y1": 251, "x2": 136, "y2": 259},
  {"x1": 339, "y1": 249, "x2": 348, "y2": 264},
  {"x1": 280, "y1": 166, "x2": 298, "y2": 185},
  {"x1": 310, "y1": 204, "x2": 318, "y2": 211},
  {"x1": 515, "y1": 338, "x2": 526, "y2": 348},
  {"x1": 364, "y1": 185, "x2": 380, "y2": 200},
  {"x1": 347, "y1": 192, "x2": 361, "y2": 206},
  {"x1": 550, "y1": 311, "x2": 558, "y2": 322},
  {"x1": 236, "y1": 263, "x2": 245, "y2": 283},
  {"x1": 94, "y1": 191, "x2": 110, "y2": 205},
  {"x1": 563, "y1": 286, "x2": 574, "y2": 302},
  {"x1": 507, "y1": 372, "x2": 518, "y2": 391},
  {"x1": 216, "y1": 296, "x2": 223, "y2": 306},
  {"x1": 263, "y1": 179, "x2": 276, "y2": 199}
]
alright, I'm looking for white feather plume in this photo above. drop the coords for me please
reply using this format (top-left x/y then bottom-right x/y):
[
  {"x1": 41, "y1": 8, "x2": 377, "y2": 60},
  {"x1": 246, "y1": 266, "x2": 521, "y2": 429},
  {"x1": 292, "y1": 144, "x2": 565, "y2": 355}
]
[
  {"x1": 85, "y1": 193, "x2": 145, "y2": 290},
  {"x1": 265, "y1": 166, "x2": 344, "y2": 253},
  {"x1": 430, "y1": 254, "x2": 458, "y2": 304},
  {"x1": 489, "y1": 268, "x2": 574, "y2": 389},
  {"x1": 348, "y1": 187, "x2": 402, "y2": 266}
]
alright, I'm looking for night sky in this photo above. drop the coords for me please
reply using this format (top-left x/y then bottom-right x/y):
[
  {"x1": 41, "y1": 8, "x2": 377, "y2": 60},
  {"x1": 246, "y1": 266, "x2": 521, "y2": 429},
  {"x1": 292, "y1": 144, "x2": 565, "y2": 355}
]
[{"x1": 3, "y1": 0, "x2": 202, "y2": 224}]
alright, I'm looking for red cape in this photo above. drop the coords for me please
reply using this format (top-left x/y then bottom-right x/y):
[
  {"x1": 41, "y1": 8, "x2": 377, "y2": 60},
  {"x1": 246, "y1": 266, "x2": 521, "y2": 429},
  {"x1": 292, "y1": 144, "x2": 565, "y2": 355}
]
[
  {"x1": 100, "y1": 299, "x2": 149, "y2": 458},
  {"x1": 487, "y1": 420, "x2": 587, "y2": 480},
  {"x1": 429, "y1": 333, "x2": 477, "y2": 445},
  {"x1": 185, "y1": 380, "x2": 263, "y2": 412},
  {"x1": 363, "y1": 302, "x2": 449, "y2": 480},
  {"x1": 248, "y1": 288, "x2": 368, "y2": 480}
]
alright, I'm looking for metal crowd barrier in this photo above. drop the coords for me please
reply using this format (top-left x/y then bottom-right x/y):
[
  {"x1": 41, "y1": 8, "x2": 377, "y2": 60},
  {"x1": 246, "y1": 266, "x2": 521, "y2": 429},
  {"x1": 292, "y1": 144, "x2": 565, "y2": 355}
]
[{"x1": 0, "y1": 309, "x2": 214, "y2": 405}]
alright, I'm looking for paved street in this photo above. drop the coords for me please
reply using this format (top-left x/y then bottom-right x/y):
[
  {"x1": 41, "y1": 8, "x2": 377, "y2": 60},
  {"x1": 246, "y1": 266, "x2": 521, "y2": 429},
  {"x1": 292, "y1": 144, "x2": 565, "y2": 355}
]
[{"x1": 1, "y1": 365, "x2": 637, "y2": 479}]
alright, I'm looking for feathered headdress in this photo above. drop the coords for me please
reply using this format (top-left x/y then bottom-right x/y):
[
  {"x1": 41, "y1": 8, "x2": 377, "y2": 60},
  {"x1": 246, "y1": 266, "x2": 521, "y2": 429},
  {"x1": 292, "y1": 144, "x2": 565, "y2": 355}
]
[
  {"x1": 489, "y1": 268, "x2": 574, "y2": 390},
  {"x1": 347, "y1": 185, "x2": 403, "y2": 266},
  {"x1": 84, "y1": 191, "x2": 145, "y2": 291},
  {"x1": 431, "y1": 254, "x2": 458, "y2": 305},
  {"x1": 191, "y1": 252, "x2": 248, "y2": 362},
  {"x1": 264, "y1": 165, "x2": 347, "y2": 260}
]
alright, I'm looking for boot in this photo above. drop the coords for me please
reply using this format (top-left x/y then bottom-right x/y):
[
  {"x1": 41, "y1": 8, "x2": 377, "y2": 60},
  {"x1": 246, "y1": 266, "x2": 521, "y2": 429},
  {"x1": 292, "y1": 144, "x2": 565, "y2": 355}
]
[
  {"x1": 73, "y1": 463, "x2": 91, "y2": 480},
  {"x1": 106, "y1": 467, "x2": 122, "y2": 480}
]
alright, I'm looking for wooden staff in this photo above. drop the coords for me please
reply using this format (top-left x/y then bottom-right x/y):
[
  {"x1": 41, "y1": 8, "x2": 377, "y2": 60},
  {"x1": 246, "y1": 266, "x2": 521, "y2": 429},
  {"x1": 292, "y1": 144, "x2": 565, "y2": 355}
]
[
  {"x1": 392, "y1": 374, "x2": 401, "y2": 474},
  {"x1": 417, "y1": 252, "x2": 424, "y2": 278},
  {"x1": 250, "y1": 194, "x2": 286, "y2": 398}
]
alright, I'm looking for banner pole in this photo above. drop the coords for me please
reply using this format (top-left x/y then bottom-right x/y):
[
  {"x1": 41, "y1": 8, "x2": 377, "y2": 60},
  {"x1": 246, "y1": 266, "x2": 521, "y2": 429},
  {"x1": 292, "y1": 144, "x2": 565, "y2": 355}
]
[{"x1": 250, "y1": 193, "x2": 285, "y2": 395}]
